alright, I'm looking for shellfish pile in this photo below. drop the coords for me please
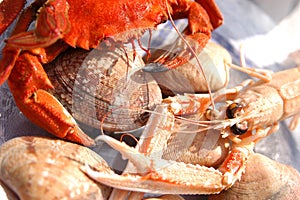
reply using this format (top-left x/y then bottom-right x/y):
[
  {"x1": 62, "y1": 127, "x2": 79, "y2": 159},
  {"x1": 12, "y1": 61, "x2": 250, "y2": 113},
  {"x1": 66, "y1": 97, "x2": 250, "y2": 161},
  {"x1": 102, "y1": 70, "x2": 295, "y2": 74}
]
[{"x1": 45, "y1": 47, "x2": 162, "y2": 132}]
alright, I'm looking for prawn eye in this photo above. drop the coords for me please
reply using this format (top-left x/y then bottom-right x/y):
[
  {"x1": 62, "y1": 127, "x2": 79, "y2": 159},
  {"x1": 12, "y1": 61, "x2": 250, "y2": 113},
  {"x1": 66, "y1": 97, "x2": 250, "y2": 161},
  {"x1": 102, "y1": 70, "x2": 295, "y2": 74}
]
[
  {"x1": 230, "y1": 124, "x2": 248, "y2": 135},
  {"x1": 226, "y1": 103, "x2": 248, "y2": 135},
  {"x1": 226, "y1": 103, "x2": 243, "y2": 119}
]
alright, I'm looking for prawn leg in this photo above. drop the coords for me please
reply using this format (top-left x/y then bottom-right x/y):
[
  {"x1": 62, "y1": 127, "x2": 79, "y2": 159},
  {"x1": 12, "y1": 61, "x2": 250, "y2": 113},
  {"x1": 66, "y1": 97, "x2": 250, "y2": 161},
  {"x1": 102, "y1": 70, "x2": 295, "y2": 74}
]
[{"x1": 82, "y1": 134, "x2": 253, "y2": 194}]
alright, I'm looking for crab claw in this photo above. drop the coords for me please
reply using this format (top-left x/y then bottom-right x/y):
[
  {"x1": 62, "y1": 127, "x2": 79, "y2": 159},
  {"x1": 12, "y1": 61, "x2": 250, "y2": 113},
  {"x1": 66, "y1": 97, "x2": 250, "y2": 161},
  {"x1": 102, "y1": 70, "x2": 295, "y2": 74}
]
[
  {"x1": 143, "y1": 28, "x2": 210, "y2": 73},
  {"x1": 144, "y1": 0, "x2": 222, "y2": 72},
  {"x1": 0, "y1": 0, "x2": 48, "y2": 86},
  {"x1": 7, "y1": 52, "x2": 95, "y2": 146},
  {"x1": 5, "y1": 0, "x2": 70, "y2": 50}
]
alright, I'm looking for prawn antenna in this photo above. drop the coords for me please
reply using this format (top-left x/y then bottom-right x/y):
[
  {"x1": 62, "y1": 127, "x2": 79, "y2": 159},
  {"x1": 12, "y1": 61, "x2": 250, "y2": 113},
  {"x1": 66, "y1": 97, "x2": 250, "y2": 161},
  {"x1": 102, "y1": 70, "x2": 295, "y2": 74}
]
[{"x1": 165, "y1": 0, "x2": 215, "y2": 110}]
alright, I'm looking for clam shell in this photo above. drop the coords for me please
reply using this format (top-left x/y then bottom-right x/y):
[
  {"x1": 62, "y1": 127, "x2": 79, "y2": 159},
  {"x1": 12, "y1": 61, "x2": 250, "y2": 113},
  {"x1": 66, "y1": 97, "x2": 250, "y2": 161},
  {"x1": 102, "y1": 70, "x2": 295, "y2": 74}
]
[
  {"x1": 0, "y1": 136, "x2": 112, "y2": 199},
  {"x1": 45, "y1": 47, "x2": 162, "y2": 132},
  {"x1": 209, "y1": 153, "x2": 300, "y2": 199},
  {"x1": 145, "y1": 42, "x2": 232, "y2": 95},
  {"x1": 145, "y1": 194, "x2": 185, "y2": 200}
]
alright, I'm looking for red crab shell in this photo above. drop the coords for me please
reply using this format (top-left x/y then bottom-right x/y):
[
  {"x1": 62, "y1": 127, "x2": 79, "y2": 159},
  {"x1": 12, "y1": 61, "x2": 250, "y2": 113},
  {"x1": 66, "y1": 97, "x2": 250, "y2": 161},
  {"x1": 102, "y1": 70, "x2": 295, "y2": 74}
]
[
  {"x1": 63, "y1": 0, "x2": 169, "y2": 49},
  {"x1": 6, "y1": 0, "x2": 223, "y2": 51}
]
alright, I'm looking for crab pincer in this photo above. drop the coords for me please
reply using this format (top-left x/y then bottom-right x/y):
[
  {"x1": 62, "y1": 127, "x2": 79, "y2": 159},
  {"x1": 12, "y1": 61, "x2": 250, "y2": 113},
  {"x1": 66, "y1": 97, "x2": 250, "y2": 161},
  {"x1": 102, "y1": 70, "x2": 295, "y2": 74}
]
[{"x1": 8, "y1": 49, "x2": 95, "y2": 146}]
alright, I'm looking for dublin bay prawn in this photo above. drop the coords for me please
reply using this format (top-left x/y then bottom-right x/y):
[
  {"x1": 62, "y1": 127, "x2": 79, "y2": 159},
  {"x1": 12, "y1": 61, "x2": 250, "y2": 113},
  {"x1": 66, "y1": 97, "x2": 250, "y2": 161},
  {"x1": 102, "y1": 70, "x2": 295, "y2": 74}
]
[{"x1": 81, "y1": 65, "x2": 300, "y2": 195}]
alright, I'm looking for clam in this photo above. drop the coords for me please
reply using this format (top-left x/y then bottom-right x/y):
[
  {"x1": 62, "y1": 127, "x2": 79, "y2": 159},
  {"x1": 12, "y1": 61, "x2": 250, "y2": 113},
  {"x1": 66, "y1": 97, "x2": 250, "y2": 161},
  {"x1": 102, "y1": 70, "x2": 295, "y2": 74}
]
[
  {"x1": 45, "y1": 46, "x2": 162, "y2": 132},
  {"x1": 145, "y1": 41, "x2": 232, "y2": 95},
  {"x1": 209, "y1": 153, "x2": 300, "y2": 199},
  {"x1": 0, "y1": 136, "x2": 112, "y2": 199}
]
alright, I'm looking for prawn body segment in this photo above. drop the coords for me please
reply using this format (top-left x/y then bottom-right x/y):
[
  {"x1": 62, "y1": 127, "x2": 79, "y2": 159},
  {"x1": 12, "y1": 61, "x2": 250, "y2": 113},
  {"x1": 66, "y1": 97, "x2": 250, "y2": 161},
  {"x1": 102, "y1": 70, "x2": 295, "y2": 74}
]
[{"x1": 232, "y1": 67, "x2": 300, "y2": 130}]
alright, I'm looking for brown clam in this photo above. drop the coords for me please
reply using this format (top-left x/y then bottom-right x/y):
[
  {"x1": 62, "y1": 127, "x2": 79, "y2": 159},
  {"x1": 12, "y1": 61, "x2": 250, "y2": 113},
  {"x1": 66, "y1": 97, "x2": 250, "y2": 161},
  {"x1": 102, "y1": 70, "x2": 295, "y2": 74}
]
[
  {"x1": 0, "y1": 136, "x2": 112, "y2": 199},
  {"x1": 209, "y1": 153, "x2": 300, "y2": 200},
  {"x1": 45, "y1": 46, "x2": 162, "y2": 132}
]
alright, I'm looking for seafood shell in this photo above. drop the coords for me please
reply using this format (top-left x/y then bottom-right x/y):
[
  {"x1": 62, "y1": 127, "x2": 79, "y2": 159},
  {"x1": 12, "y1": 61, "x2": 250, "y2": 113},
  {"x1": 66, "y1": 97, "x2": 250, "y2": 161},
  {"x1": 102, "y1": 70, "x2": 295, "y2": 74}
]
[
  {"x1": 45, "y1": 47, "x2": 162, "y2": 132},
  {"x1": 0, "y1": 136, "x2": 112, "y2": 199},
  {"x1": 145, "y1": 42, "x2": 232, "y2": 95},
  {"x1": 145, "y1": 194, "x2": 185, "y2": 199},
  {"x1": 209, "y1": 153, "x2": 300, "y2": 199}
]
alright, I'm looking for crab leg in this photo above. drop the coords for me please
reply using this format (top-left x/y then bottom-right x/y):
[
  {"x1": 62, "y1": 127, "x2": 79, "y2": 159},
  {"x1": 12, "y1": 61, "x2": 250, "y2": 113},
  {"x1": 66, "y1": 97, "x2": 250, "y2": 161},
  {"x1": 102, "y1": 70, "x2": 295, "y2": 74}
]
[
  {"x1": 5, "y1": 0, "x2": 70, "y2": 50},
  {"x1": 144, "y1": 0, "x2": 223, "y2": 72},
  {"x1": 7, "y1": 50, "x2": 95, "y2": 146},
  {"x1": 0, "y1": 0, "x2": 48, "y2": 85},
  {"x1": 7, "y1": 0, "x2": 70, "y2": 49},
  {"x1": 0, "y1": 0, "x2": 26, "y2": 34},
  {"x1": 196, "y1": 0, "x2": 223, "y2": 29},
  {"x1": 0, "y1": 0, "x2": 92, "y2": 146}
]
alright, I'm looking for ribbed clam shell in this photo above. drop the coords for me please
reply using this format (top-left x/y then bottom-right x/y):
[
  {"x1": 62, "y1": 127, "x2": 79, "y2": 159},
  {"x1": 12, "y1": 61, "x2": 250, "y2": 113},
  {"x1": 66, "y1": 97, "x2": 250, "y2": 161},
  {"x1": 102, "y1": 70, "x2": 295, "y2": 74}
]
[
  {"x1": 0, "y1": 136, "x2": 112, "y2": 199},
  {"x1": 45, "y1": 47, "x2": 162, "y2": 132}
]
